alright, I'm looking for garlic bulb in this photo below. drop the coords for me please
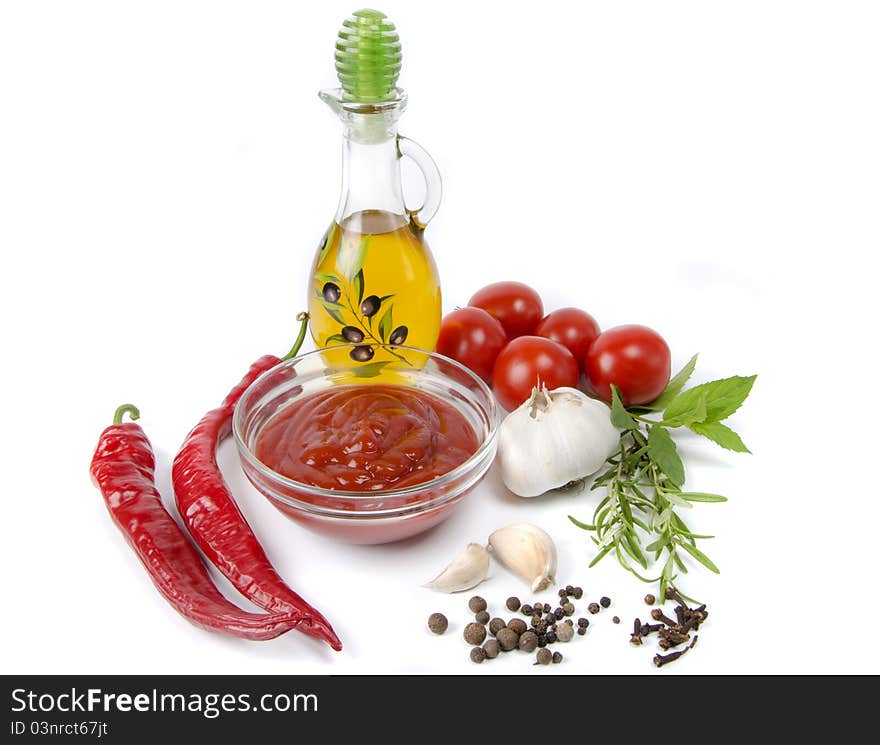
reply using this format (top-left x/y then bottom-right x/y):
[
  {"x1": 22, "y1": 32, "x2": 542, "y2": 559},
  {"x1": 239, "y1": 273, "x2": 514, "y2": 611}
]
[
  {"x1": 423, "y1": 542, "x2": 490, "y2": 593},
  {"x1": 488, "y1": 523, "x2": 557, "y2": 592},
  {"x1": 497, "y1": 386, "x2": 619, "y2": 498}
]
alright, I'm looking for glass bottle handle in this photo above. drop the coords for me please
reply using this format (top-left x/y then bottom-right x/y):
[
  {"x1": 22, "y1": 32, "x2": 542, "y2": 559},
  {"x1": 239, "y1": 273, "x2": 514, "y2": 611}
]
[{"x1": 397, "y1": 135, "x2": 442, "y2": 229}]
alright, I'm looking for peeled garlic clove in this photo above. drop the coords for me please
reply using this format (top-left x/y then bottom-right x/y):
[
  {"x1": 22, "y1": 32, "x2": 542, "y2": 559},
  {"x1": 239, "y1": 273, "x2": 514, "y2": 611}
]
[
  {"x1": 423, "y1": 542, "x2": 490, "y2": 593},
  {"x1": 488, "y1": 523, "x2": 557, "y2": 592}
]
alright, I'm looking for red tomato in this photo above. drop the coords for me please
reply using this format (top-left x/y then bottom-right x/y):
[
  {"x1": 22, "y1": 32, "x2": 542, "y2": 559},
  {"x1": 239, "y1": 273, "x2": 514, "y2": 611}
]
[
  {"x1": 534, "y1": 307, "x2": 601, "y2": 365},
  {"x1": 492, "y1": 336, "x2": 580, "y2": 411},
  {"x1": 584, "y1": 325, "x2": 671, "y2": 406},
  {"x1": 436, "y1": 307, "x2": 507, "y2": 384},
  {"x1": 468, "y1": 281, "x2": 544, "y2": 339}
]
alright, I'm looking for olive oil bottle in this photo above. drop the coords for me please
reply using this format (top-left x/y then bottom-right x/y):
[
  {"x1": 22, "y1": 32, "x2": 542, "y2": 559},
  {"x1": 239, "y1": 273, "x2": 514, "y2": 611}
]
[{"x1": 308, "y1": 10, "x2": 442, "y2": 369}]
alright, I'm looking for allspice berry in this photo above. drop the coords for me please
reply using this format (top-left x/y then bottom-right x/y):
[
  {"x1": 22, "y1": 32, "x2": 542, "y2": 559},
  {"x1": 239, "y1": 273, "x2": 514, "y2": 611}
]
[
  {"x1": 483, "y1": 639, "x2": 501, "y2": 659},
  {"x1": 470, "y1": 646, "x2": 487, "y2": 664},
  {"x1": 507, "y1": 618, "x2": 527, "y2": 636},
  {"x1": 535, "y1": 648, "x2": 552, "y2": 665},
  {"x1": 468, "y1": 596, "x2": 487, "y2": 613},
  {"x1": 489, "y1": 617, "x2": 506, "y2": 636},
  {"x1": 463, "y1": 622, "x2": 487, "y2": 646},
  {"x1": 556, "y1": 623, "x2": 574, "y2": 642},
  {"x1": 496, "y1": 627, "x2": 519, "y2": 652},
  {"x1": 475, "y1": 610, "x2": 490, "y2": 625},
  {"x1": 427, "y1": 612, "x2": 448, "y2": 635},
  {"x1": 644, "y1": 594, "x2": 656, "y2": 605},
  {"x1": 518, "y1": 630, "x2": 539, "y2": 653},
  {"x1": 506, "y1": 596, "x2": 521, "y2": 612}
]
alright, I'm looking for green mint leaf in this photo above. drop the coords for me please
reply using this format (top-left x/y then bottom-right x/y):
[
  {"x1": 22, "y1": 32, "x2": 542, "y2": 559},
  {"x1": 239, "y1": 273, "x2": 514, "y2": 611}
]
[
  {"x1": 677, "y1": 540, "x2": 720, "y2": 573},
  {"x1": 642, "y1": 353, "x2": 698, "y2": 411},
  {"x1": 662, "y1": 387, "x2": 709, "y2": 427},
  {"x1": 665, "y1": 374, "x2": 756, "y2": 426},
  {"x1": 690, "y1": 420, "x2": 751, "y2": 453},
  {"x1": 678, "y1": 492, "x2": 728, "y2": 503},
  {"x1": 610, "y1": 385, "x2": 638, "y2": 429},
  {"x1": 647, "y1": 425, "x2": 685, "y2": 487}
]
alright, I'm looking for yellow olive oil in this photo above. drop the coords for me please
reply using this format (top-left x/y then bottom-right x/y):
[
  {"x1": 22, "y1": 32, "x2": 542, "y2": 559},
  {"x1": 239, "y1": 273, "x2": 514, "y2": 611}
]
[{"x1": 308, "y1": 210, "x2": 441, "y2": 369}]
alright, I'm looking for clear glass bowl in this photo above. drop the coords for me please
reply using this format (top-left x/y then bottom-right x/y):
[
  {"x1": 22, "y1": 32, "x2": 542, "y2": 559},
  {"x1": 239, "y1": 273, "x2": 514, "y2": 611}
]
[{"x1": 233, "y1": 346, "x2": 498, "y2": 544}]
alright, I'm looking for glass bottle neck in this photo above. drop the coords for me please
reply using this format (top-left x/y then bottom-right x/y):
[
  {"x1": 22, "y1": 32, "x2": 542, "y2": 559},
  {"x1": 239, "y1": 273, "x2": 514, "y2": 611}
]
[{"x1": 335, "y1": 123, "x2": 406, "y2": 227}]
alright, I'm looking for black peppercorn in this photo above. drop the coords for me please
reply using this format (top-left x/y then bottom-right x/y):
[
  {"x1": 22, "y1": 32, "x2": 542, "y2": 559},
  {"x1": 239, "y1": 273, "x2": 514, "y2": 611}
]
[
  {"x1": 552, "y1": 651, "x2": 563, "y2": 664},
  {"x1": 530, "y1": 615, "x2": 541, "y2": 628},
  {"x1": 427, "y1": 612, "x2": 448, "y2": 635},
  {"x1": 535, "y1": 648, "x2": 552, "y2": 665},
  {"x1": 545, "y1": 629, "x2": 557, "y2": 644},
  {"x1": 577, "y1": 617, "x2": 589, "y2": 628},
  {"x1": 562, "y1": 602, "x2": 575, "y2": 616},
  {"x1": 558, "y1": 588, "x2": 569, "y2": 599},
  {"x1": 572, "y1": 587, "x2": 583, "y2": 599},
  {"x1": 543, "y1": 603, "x2": 552, "y2": 614},
  {"x1": 537, "y1": 634, "x2": 547, "y2": 648},
  {"x1": 521, "y1": 604, "x2": 534, "y2": 616},
  {"x1": 588, "y1": 602, "x2": 600, "y2": 614},
  {"x1": 553, "y1": 607, "x2": 564, "y2": 620},
  {"x1": 519, "y1": 630, "x2": 539, "y2": 653},
  {"x1": 470, "y1": 646, "x2": 487, "y2": 664},
  {"x1": 475, "y1": 610, "x2": 490, "y2": 625},
  {"x1": 496, "y1": 627, "x2": 519, "y2": 652},
  {"x1": 612, "y1": 616, "x2": 620, "y2": 624},
  {"x1": 577, "y1": 627, "x2": 587, "y2": 636},
  {"x1": 507, "y1": 618, "x2": 527, "y2": 636},
  {"x1": 482, "y1": 639, "x2": 500, "y2": 659},
  {"x1": 489, "y1": 617, "x2": 506, "y2": 636},
  {"x1": 463, "y1": 622, "x2": 486, "y2": 646},
  {"x1": 506, "y1": 596, "x2": 521, "y2": 612},
  {"x1": 468, "y1": 596, "x2": 487, "y2": 613},
  {"x1": 600, "y1": 596, "x2": 611, "y2": 608},
  {"x1": 565, "y1": 585, "x2": 574, "y2": 595}
]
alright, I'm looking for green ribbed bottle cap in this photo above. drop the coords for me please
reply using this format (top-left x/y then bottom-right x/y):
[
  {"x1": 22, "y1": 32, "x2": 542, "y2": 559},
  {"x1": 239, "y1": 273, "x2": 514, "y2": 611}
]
[{"x1": 335, "y1": 9, "x2": 402, "y2": 103}]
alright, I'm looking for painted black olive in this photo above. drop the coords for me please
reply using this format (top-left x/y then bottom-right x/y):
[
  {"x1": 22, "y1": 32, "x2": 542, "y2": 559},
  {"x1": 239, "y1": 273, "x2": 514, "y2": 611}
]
[
  {"x1": 388, "y1": 325, "x2": 408, "y2": 346},
  {"x1": 360, "y1": 295, "x2": 381, "y2": 317},
  {"x1": 322, "y1": 282, "x2": 341, "y2": 303},
  {"x1": 341, "y1": 325, "x2": 365, "y2": 343},
  {"x1": 350, "y1": 345, "x2": 374, "y2": 362}
]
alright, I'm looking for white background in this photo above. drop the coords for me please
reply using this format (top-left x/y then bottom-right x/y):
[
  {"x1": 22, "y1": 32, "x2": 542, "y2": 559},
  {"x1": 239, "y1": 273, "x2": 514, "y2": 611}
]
[{"x1": 1, "y1": 0, "x2": 878, "y2": 675}]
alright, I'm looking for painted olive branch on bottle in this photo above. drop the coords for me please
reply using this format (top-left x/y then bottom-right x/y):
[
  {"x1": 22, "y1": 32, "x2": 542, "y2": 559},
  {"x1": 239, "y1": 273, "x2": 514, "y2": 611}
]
[
  {"x1": 314, "y1": 232, "x2": 412, "y2": 367},
  {"x1": 569, "y1": 354, "x2": 756, "y2": 603}
]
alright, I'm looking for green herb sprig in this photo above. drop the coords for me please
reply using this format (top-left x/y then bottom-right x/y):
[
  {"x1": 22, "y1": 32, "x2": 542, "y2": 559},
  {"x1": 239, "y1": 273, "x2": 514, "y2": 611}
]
[{"x1": 568, "y1": 355, "x2": 755, "y2": 602}]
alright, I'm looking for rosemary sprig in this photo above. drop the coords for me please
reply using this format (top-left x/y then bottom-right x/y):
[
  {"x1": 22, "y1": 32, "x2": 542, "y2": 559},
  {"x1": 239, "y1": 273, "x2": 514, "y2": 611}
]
[{"x1": 569, "y1": 356, "x2": 755, "y2": 602}]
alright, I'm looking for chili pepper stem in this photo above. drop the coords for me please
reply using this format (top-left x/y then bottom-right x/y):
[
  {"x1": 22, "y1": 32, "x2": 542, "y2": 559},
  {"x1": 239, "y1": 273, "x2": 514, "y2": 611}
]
[
  {"x1": 113, "y1": 404, "x2": 140, "y2": 424},
  {"x1": 281, "y1": 312, "x2": 310, "y2": 362}
]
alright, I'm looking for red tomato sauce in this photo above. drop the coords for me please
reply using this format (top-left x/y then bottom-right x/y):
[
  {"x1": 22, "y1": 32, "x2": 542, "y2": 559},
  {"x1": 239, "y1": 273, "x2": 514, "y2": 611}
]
[{"x1": 254, "y1": 385, "x2": 479, "y2": 491}]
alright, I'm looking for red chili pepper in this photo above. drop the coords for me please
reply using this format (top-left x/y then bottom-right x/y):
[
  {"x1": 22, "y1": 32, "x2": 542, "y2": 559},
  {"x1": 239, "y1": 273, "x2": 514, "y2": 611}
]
[
  {"x1": 90, "y1": 404, "x2": 302, "y2": 641},
  {"x1": 172, "y1": 314, "x2": 342, "y2": 651}
]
